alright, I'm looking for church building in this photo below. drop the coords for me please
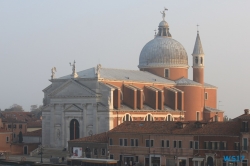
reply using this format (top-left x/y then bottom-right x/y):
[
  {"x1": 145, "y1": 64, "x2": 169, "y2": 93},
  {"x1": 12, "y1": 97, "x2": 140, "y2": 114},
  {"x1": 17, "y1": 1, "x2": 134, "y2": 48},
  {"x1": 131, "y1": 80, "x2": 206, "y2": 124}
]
[{"x1": 42, "y1": 11, "x2": 223, "y2": 148}]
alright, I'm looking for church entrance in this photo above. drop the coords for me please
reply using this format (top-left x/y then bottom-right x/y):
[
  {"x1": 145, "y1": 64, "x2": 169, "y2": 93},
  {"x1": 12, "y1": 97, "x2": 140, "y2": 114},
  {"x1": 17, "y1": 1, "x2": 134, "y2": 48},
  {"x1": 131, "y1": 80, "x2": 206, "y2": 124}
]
[{"x1": 70, "y1": 119, "x2": 79, "y2": 140}]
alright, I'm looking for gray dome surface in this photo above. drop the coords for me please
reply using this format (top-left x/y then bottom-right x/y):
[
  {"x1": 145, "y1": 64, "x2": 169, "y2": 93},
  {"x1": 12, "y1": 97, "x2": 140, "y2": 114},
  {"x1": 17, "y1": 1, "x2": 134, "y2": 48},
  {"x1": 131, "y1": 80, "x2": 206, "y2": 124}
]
[{"x1": 138, "y1": 37, "x2": 188, "y2": 68}]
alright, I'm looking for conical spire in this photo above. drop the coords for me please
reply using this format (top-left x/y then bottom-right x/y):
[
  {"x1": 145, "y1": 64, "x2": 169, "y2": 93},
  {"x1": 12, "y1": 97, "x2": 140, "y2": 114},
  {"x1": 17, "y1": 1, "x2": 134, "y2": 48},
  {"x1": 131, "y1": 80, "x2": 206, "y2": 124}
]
[{"x1": 192, "y1": 31, "x2": 204, "y2": 55}]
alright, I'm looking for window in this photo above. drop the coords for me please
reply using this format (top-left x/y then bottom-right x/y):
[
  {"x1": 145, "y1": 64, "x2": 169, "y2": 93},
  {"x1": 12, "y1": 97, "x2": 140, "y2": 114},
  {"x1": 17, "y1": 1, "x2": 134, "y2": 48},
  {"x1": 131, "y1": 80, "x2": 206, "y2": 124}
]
[
  {"x1": 195, "y1": 57, "x2": 198, "y2": 64},
  {"x1": 161, "y1": 140, "x2": 164, "y2": 147},
  {"x1": 166, "y1": 140, "x2": 169, "y2": 148},
  {"x1": 124, "y1": 139, "x2": 128, "y2": 146},
  {"x1": 205, "y1": 92, "x2": 208, "y2": 100},
  {"x1": 243, "y1": 138, "x2": 248, "y2": 151},
  {"x1": 131, "y1": 139, "x2": 134, "y2": 146},
  {"x1": 196, "y1": 112, "x2": 200, "y2": 121},
  {"x1": 13, "y1": 124, "x2": 16, "y2": 128},
  {"x1": 200, "y1": 57, "x2": 203, "y2": 64},
  {"x1": 174, "y1": 141, "x2": 177, "y2": 148},
  {"x1": 6, "y1": 136, "x2": 9, "y2": 142},
  {"x1": 123, "y1": 114, "x2": 132, "y2": 122},
  {"x1": 146, "y1": 140, "x2": 153, "y2": 147},
  {"x1": 166, "y1": 115, "x2": 173, "y2": 121},
  {"x1": 194, "y1": 141, "x2": 199, "y2": 149},
  {"x1": 135, "y1": 156, "x2": 138, "y2": 162},
  {"x1": 234, "y1": 142, "x2": 240, "y2": 150},
  {"x1": 94, "y1": 148, "x2": 98, "y2": 155},
  {"x1": 109, "y1": 138, "x2": 113, "y2": 145},
  {"x1": 110, "y1": 154, "x2": 114, "y2": 159},
  {"x1": 208, "y1": 142, "x2": 212, "y2": 149},
  {"x1": 13, "y1": 133, "x2": 15, "y2": 138},
  {"x1": 214, "y1": 142, "x2": 218, "y2": 150},
  {"x1": 119, "y1": 139, "x2": 123, "y2": 146},
  {"x1": 220, "y1": 142, "x2": 227, "y2": 150},
  {"x1": 178, "y1": 141, "x2": 182, "y2": 148},
  {"x1": 135, "y1": 139, "x2": 138, "y2": 147},
  {"x1": 8, "y1": 124, "x2": 11, "y2": 129},
  {"x1": 242, "y1": 121, "x2": 249, "y2": 132},
  {"x1": 101, "y1": 149, "x2": 106, "y2": 156},
  {"x1": 146, "y1": 140, "x2": 150, "y2": 147},
  {"x1": 145, "y1": 114, "x2": 153, "y2": 121},
  {"x1": 190, "y1": 141, "x2": 193, "y2": 149},
  {"x1": 204, "y1": 142, "x2": 207, "y2": 149},
  {"x1": 165, "y1": 69, "x2": 169, "y2": 78},
  {"x1": 19, "y1": 124, "x2": 22, "y2": 129}
]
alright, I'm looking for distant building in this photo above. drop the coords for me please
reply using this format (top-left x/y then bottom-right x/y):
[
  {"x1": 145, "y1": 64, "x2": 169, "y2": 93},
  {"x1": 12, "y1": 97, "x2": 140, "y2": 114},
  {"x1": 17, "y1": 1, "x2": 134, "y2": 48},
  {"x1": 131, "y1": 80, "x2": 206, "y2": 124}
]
[
  {"x1": 68, "y1": 109, "x2": 250, "y2": 166},
  {"x1": 42, "y1": 11, "x2": 223, "y2": 148}
]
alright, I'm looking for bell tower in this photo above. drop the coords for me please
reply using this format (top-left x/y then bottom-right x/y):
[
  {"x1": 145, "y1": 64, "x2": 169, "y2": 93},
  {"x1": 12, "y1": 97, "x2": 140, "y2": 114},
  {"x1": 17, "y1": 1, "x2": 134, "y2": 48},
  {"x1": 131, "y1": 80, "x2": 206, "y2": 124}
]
[{"x1": 192, "y1": 30, "x2": 204, "y2": 84}]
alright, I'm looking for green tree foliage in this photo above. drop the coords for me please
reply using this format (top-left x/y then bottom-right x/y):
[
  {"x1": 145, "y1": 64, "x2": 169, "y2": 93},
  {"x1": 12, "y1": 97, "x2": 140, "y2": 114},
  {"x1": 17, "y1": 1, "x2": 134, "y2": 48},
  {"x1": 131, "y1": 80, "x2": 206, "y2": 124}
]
[{"x1": 4, "y1": 104, "x2": 24, "y2": 112}]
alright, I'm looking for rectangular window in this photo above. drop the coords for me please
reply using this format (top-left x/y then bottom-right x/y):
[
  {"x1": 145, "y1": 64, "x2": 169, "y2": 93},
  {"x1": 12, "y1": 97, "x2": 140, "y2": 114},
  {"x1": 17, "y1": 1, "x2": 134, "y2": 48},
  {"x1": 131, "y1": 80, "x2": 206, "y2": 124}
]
[
  {"x1": 243, "y1": 138, "x2": 248, "y2": 151},
  {"x1": 214, "y1": 142, "x2": 218, "y2": 150},
  {"x1": 204, "y1": 142, "x2": 207, "y2": 149},
  {"x1": 131, "y1": 139, "x2": 134, "y2": 146},
  {"x1": 101, "y1": 149, "x2": 106, "y2": 156},
  {"x1": 150, "y1": 140, "x2": 154, "y2": 147},
  {"x1": 190, "y1": 141, "x2": 193, "y2": 149},
  {"x1": 178, "y1": 141, "x2": 182, "y2": 148},
  {"x1": 135, "y1": 139, "x2": 138, "y2": 147},
  {"x1": 220, "y1": 142, "x2": 224, "y2": 150},
  {"x1": 208, "y1": 142, "x2": 212, "y2": 149},
  {"x1": 135, "y1": 156, "x2": 138, "y2": 162},
  {"x1": 94, "y1": 148, "x2": 98, "y2": 155},
  {"x1": 19, "y1": 124, "x2": 22, "y2": 129},
  {"x1": 120, "y1": 155, "x2": 123, "y2": 161},
  {"x1": 205, "y1": 92, "x2": 208, "y2": 100},
  {"x1": 174, "y1": 141, "x2": 177, "y2": 148},
  {"x1": 109, "y1": 138, "x2": 113, "y2": 145},
  {"x1": 234, "y1": 142, "x2": 240, "y2": 150},
  {"x1": 6, "y1": 136, "x2": 9, "y2": 142},
  {"x1": 110, "y1": 154, "x2": 114, "y2": 159},
  {"x1": 165, "y1": 69, "x2": 169, "y2": 78},
  {"x1": 124, "y1": 139, "x2": 128, "y2": 146},
  {"x1": 146, "y1": 140, "x2": 150, "y2": 147},
  {"x1": 119, "y1": 139, "x2": 123, "y2": 146},
  {"x1": 161, "y1": 140, "x2": 164, "y2": 147},
  {"x1": 166, "y1": 140, "x2": 170, "y2": 148},
  {"x1": 194, "y1": 141, "x2": 199, "y2": 149},
  {"x1": 8, "y1": 124, "x2": 11, "y2": 129}
]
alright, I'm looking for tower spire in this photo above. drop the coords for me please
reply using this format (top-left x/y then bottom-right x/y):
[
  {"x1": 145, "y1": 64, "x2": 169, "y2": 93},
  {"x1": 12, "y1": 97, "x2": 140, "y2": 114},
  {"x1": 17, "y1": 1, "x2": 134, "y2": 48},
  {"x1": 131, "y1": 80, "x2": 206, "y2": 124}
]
[{"x1": 192, "y1": 29, "x2": 205, "y2": 84}]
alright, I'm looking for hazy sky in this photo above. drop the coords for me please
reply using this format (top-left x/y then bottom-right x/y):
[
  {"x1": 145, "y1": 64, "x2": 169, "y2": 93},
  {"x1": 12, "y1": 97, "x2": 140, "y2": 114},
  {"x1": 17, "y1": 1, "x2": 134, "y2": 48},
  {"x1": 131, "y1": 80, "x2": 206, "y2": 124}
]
[{"x1": 1, "y1": 1, "x2": 250, "y2": 118}]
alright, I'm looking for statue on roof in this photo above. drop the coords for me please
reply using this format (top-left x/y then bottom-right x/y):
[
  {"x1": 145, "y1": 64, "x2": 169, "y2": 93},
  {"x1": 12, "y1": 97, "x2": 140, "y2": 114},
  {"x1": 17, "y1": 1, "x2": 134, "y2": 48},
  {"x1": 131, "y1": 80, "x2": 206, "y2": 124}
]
[
  {"x1": 69, "y1": 60, "x2": 78, "y2": 78},
  {"x1": 96, "y1": 64, "x2": 102, "y2": 78},
  {"x1": 51, "y1": 67, "x2": 57, "y2": 79},
  {"x1": 160, "y1": 8, "x2": 168, "y2": 20}
]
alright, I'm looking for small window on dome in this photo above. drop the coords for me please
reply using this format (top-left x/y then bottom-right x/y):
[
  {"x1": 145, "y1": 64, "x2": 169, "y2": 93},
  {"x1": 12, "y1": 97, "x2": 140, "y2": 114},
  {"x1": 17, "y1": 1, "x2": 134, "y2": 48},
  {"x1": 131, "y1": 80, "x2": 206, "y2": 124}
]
[
  {"x1": 165, "y1": 69, "x2": 169, "y2": 78},
  {"x1": 201, "y1": 57, "x2": 203, "y2": 64}
]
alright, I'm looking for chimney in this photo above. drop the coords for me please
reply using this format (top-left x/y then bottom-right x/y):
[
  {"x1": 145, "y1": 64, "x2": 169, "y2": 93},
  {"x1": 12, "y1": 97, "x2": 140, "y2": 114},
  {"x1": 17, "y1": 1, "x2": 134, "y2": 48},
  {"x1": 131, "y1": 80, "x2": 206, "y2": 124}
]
[{"x1": 244, "y1": 109, "x2": 249, "y2": 115}]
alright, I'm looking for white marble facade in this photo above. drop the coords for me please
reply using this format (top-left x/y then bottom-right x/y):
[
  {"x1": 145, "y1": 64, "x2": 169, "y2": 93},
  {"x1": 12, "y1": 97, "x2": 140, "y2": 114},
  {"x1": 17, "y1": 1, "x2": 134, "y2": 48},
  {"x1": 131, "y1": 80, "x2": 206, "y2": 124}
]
[{"x1": 42, "y1": 77, "x2": 113, "y2": 148}]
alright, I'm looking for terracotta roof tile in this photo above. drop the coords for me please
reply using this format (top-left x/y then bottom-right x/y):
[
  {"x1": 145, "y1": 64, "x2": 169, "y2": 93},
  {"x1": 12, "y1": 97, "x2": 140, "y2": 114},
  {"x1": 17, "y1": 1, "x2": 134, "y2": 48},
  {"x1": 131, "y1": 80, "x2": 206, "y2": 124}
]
[
  {"x1": 27, "y1": 121, "x2": 42, "y2": 128},
  {"x1": 23, "y1": 129, "x2": 42, "y2": 137},
  {"x1": 68, "y1": 132, "x2": 108, "y2": 143},
  {"x1": 0, "y1": 112, "x2": 39, "y2": 123}
]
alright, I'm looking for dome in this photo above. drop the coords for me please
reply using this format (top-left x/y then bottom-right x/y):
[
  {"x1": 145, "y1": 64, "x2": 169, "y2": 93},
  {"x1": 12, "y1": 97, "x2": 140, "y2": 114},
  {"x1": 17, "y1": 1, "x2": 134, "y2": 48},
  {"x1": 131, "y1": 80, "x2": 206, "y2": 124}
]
[
  {"x1": 159, "y1": 20, "x2": 168, "y2": 27},
  {"x1": 138, "y1": 18, "x2": 188, "y2": 69},
  {"x1": 138, "y1": 37, "x2": 188, "y2": 68}
]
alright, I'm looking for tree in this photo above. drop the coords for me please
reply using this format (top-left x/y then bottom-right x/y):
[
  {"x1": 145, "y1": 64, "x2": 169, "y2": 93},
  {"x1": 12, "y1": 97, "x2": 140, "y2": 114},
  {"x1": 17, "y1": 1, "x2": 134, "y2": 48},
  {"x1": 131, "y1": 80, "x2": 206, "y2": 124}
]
[
  {"x1": 18, "y1": 131, "x2": 23, "y2": 143},
  {"x1": 4, "y1": 104, "x2": 24, "y2": 112},
  {"x1": 30, "y1": 105, "x2": 43, "y2": 119}
]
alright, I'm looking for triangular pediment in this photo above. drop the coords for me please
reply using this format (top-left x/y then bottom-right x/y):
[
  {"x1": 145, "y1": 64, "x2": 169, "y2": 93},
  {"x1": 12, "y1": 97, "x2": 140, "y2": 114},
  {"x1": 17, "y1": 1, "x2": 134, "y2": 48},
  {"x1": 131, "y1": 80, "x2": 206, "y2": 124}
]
[
  {"x1": 65, "y1": 104, "x2": 83, "y2": 111},
  {"x1": 48, "y1": 79, "x2": 100, "y2": 98}
]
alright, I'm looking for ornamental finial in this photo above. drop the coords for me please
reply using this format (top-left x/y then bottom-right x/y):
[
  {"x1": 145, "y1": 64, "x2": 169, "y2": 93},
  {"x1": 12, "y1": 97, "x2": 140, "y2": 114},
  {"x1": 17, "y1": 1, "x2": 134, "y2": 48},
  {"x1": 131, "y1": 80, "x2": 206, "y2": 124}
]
[
  {"x1": 197, "y1": 24, "x2": 199, "y2": 33},
  {"x1": 160, "y1": 7, "x2": 168, "y2": 20}
]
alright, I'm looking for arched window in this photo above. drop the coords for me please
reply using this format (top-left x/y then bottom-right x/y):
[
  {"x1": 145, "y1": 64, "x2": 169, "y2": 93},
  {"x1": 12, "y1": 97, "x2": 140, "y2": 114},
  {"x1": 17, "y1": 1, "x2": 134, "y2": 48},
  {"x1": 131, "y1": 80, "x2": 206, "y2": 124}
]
[
  {"x1": 195, "y1": 57, "x2": 198, "y2": 64},
  {"x1": 201, "y1": 57, "x2": 203, "y2": 64},
  {"x1": 145, "y1": 114, "x2": 154, "y2": 121},
  {"x1": 166, "y1": 114, "x2": 174, "y2": 121},
  {"x1": 123, "y1": 114, "x2": 132, "y2": 122}
]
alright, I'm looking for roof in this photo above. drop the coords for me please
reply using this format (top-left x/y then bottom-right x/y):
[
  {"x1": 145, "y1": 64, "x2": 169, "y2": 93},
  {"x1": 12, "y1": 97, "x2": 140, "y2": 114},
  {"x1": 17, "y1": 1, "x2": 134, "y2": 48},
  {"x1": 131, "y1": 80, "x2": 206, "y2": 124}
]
[
  {"x1": 23, "y1": 129, "x2": 42, "y2": 137},
  {"x1": 109, "y1": 121, "x2": 241, "y2": 136},
  {"x1": 69, "y1": 132, "x2": 108, "y2": 143},
  {"x1": 0, "y1": 112, "x2": 39, "y2": 123},
  {"x1": 175, "y1": 77, "x2": 202, "y2": 86},
  {"x1": 192, "y1": 32, "x2": 204, "y2": 55},
  {"x1": 204, "y1": 83, "x2": 217, "y2": 88},
  {"x1": 27, "y1": 121, "x2": 42, "y2": 128},
  {"x1": 204, "y1": 107, "x2": 224, "y2": 113},
  {"x1": 115, "y1": 104, "x2": 176, "y2": 112},
  {"x1": 59, "y1": 67, "x2": 175, "y2": 84}
]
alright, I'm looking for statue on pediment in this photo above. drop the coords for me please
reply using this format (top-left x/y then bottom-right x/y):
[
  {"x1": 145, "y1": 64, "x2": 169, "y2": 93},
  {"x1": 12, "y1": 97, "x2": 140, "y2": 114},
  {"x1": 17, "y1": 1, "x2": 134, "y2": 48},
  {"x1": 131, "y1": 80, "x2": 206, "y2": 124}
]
[{"x1": 51, "y1": 67, "x2": 57, "y2": 79}]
